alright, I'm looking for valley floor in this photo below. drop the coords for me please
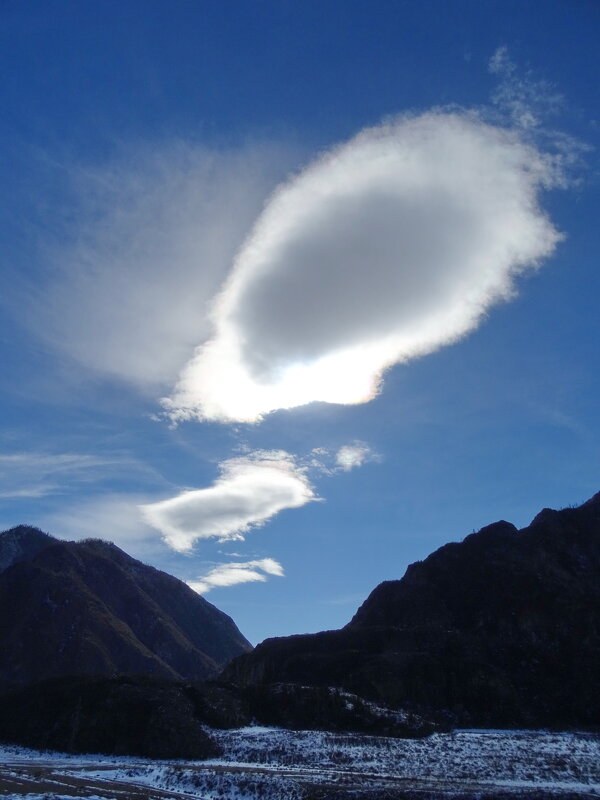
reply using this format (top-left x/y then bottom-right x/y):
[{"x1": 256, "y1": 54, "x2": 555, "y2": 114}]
[{"x1": 0, "y1": 728, "x2": 599, "y2": 799}]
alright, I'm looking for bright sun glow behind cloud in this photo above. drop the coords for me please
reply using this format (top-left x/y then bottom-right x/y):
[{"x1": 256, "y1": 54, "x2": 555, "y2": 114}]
[{"x1": 164, "y1": 111, "x2": 563, "y2": 424}]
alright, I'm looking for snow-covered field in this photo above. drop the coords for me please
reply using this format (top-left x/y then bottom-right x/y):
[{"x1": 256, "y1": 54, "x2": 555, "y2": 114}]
[{"x1": 1, "y1": 727, "x2": 599, "y2": 799}]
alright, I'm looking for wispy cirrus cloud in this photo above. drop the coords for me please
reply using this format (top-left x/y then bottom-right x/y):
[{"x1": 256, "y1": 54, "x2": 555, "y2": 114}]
[
  {"x1": 165, "y1": 110, "x2": 564, "y2": 424},
  {"x1": 43, "y1": 493, "x2": 159, "y2": 556},
  {"x1": 188, "y1": 558, "x2": 284, "y2": 594},
  {"x1": 489, "y1": 46, "x2": 564, "y2": 130},
  {"x1": 22, "y1": 141, "x2": 296, "y2": 390},
  {"x1": 140, "y1": 450, "x2": 317, "y2": 552},
  {"x1": 0, "y1": 451, "x2": 154, "y2": 500}
]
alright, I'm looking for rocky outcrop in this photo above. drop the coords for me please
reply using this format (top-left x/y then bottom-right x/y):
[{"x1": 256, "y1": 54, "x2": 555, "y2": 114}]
[
  {"x1": 225, "y1": 492, "x2": 600, "y2": 728},
  {"x1": 0, "y1": 527, "x2": 251, "y2": 693},
  {"x1": 241, "y1": 682, "x2": 439, "y2": 737}
]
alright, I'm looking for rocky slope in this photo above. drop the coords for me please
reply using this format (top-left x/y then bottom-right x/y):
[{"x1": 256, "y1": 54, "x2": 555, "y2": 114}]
[
  {"x1": 0, "y1": 527, "x2": 251, "y2": 693},
  {"x1": 225, "y1": 492, "x2": 600, "y2": 727}
]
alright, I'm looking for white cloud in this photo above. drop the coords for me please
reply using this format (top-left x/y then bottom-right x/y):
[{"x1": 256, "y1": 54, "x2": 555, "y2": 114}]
[
  {"x1": 188, "y1": 557, "x2": 284, "y2": 594},
  {"x1": 164, "y1": 111, "x2": 563, "y2": 424},
  {"x1": 140, "y1": 450, "x2": 316, "y2": 552},
  {"x1": 24, "y1": 141, "x2": 296, "y2": 389},
  {"x1": 335, "y1": 443, "x2": 376, "y2": 472},
  {"x1": 303, "y1": 443, "x2": 378, "y2": 475}
]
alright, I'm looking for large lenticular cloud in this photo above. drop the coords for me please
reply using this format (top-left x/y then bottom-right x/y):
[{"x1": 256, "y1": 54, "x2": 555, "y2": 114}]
[{"x1": 165, "y1": 112, "x2": 562, "y2": 423}]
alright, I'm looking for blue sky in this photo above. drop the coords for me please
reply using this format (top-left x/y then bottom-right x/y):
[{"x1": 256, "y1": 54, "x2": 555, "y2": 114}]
[{"x1": 1, "y1": 0, "x2": 599, "y2": 644}]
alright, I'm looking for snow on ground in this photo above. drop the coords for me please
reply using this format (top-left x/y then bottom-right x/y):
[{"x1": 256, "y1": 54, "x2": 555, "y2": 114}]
[
  {"x1": 1, "y1": 729, "x2": 600, "y2": 798},
  {"x1": 0, "y1": 742, "x2": 141, "y2": 766},
  {"x1": 207, "y1": 726, "x2": 600, "y2": 785},
  {"x1": 1, "y1": 795, "x2": 115, "y2": 800}
]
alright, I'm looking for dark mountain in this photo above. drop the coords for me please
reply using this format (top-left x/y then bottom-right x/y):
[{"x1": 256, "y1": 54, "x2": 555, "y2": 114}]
[
  {"x1": 225, "y1": 492, "x2": 600, "y2": 728},
  {"x1": 0, "y1": 526, "x2": 251, "y2": 693}
]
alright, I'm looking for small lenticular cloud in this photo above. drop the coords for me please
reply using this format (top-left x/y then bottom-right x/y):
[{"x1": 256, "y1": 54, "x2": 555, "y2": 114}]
[
  {"x1": 139, "y1": 450, "x2": 316, "y2": 552},
  {"x1": 188, "y1": 558, "x2": 284, "y2": 594},
  {"x1": 164, "y1": 111, "x2": 563, "y2": 424}
]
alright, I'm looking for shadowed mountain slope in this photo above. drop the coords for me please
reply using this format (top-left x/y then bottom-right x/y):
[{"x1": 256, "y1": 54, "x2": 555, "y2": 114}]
[
  {"x1": 225, "y1": 492, "x2": 600, "y2": 727},
  {"x1": 0, "y1": 675, "x2": 221, "y2": 759},
  {"x1": 0, "y1": 527, "x2": 251, "y2": 693}
]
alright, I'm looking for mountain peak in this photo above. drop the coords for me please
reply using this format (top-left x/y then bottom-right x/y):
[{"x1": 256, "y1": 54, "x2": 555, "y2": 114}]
[
  {"x1": 0, "y1": 525, "x2": 55, "y2": 573},
  {"x1": 582, "y1": 490, "x2": 600, "y2": 509},
  {"x1": 0, "y1": 526, "x2": 252, "y2": 693}
]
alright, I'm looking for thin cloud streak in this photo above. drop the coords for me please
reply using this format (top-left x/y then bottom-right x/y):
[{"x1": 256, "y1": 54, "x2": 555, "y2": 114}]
[
  {"x1": 166, "y1": 111, "x2": 563, "y2": 424},
  {"x1": 188, "y1": 558, "x2": 284, "y2": 594},
  {"x1": 0, "y1": 451, "x2": 154, "y2": 500}
]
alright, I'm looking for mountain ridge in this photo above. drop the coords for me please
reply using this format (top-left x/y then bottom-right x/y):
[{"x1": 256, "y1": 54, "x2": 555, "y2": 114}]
[
  {"x1": 0, "y1": 526, "x2": 251, "y2": 694},
  {"x1": 224, "y1": 491, "x2": 600, "y2": 728}
]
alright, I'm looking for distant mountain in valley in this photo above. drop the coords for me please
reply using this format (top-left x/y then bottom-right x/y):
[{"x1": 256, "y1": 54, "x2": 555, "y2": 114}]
[
  {"x1": 0, "y1": 526, "x2": 251, "y2": 693},
  {"x1": 225, "y1": 492, "x2": 600, "y2": 728}
]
